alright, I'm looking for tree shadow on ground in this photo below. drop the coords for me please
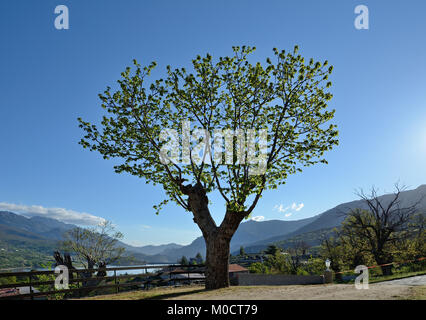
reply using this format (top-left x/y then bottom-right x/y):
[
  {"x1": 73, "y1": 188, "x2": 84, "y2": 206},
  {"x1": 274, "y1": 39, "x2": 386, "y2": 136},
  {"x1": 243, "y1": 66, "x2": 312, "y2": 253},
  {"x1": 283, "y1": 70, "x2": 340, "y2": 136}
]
[{"x1": 144, "y1": 288, "x2": 207, "y2": 300}]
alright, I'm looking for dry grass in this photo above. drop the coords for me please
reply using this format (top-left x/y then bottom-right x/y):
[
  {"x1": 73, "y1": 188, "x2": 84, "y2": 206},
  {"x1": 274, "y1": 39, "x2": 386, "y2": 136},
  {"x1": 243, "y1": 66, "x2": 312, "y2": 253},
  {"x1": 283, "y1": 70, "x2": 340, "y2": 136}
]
[
  {"x1": 406, "y1": 286, "x2": 426, "y2": 300},
  {"x1": 78, "y1": 285, "x2": 206, "y2": 300},
  {"x1": 79, "y1": 283, "x2": 424, "y2": 300}
]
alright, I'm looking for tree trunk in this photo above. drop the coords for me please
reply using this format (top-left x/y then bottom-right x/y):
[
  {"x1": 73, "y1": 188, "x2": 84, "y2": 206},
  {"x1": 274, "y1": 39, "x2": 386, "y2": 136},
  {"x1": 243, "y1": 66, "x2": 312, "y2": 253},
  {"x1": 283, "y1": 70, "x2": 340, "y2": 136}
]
[
  {"x1": 330, "y1": 262, "x2": 342, "y2": 282},
  {"x1": 53, "y1": 251, "x2": 76, "y2": 279},
  {"x1": 203, "y1": 211, "x2": 243, "y2": 289},
  {"x1": 180, "y1": 182, "x2": 244, "y2": 290},
  {"x1": 375, "y1": 254, "x2": 393, "y2": 276},
  {"x1": 205, "y1": 233, "x2": 231, "y2": 290},
  {"x1": 380, "y1": 264, "x2": 393, "y2": 276}
]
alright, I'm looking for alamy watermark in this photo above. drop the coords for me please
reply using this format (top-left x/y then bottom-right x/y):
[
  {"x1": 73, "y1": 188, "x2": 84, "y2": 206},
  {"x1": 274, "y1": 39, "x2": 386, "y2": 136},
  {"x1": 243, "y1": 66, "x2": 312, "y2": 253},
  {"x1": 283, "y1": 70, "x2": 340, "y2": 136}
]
[
  {"x1": 354, "y1": 5, "x2": 369, "y2": 30},
  {"x1": 54, "y1": 5, "x2": 69, "y2": 30},
  {"x1": 354, "y1": 265, "x2": 369, "y2": 289},
  {"x1": 159, "y1": 121, "x2": 268, "y2": 176},
  {"x1": 54, "y1": 265, "x2": 69, "y2": 290}
]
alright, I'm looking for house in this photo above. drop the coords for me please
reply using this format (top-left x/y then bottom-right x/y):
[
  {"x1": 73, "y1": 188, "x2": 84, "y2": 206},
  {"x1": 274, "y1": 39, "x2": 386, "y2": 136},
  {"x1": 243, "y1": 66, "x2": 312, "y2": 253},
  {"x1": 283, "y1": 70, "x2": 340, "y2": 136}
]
[
  {"x1": 228, "y1": 264, "x2": 249, "y2": 278},
  {"x1": 18, "y1": 286, "x2": 40, "y2": 295},
  {"x1": 0, "y1": 288, "x2": 19, "y2": 298},
  {"x1": 0, "y1": 286, "x2": 41, "y2": 299},
  {"x1": 228, "y1": 264, "x2": 249, "y2": 285}
]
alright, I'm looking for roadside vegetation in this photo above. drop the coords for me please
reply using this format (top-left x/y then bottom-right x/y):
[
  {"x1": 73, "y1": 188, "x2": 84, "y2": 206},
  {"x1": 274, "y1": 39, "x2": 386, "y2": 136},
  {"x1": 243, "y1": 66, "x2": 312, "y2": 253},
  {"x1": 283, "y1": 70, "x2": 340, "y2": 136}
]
[{"x1": 246, "y1": 185, "x2": 426, "y2": 281}]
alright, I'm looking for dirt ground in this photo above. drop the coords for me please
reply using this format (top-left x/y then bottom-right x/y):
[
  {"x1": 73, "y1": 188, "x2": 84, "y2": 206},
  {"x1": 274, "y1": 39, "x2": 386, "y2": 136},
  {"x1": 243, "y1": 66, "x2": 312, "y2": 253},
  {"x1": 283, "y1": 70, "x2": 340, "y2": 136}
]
[
  {"x1": 165, "y1": 283, "x2": 422, "y2": 300},
  {"x1": 85, "y1": 282, "x2": 425, "y2": 300}
]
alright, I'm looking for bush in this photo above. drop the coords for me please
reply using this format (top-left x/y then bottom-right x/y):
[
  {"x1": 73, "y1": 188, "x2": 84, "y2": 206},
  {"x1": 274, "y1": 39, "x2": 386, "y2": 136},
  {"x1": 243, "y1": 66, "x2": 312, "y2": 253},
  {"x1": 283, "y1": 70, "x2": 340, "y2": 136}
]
[
  {"x1": 248, "y1": 262, "x2": 270, "y2": 274},
  {"x1": 296, "y1": 269, "x2": 309, "y2": 276},
  {"x1": 302, "y1": 257, "x2": 325, "y2": 275}
]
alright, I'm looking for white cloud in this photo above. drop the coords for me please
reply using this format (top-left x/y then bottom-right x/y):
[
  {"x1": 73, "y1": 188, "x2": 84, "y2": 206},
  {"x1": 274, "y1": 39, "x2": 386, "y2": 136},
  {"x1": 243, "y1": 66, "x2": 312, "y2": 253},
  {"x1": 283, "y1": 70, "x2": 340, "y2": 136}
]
[
  {"x1": 140, "y1": 225, "x2": 152, "y2": 229},
  {"x1": 251, "y1": 216, "x2": 265, "y2": 222},
  {"x1": 0, "y1": 202, "x2": 105, "y2": 226},
  {"x1": 273, "y1": 202, "x2": 304, "y2": 215},
  {"x1": 291, "y1": 203, "x2": 304, "y2": 211},
  {"x1": 273, "y1": 204, "x2": 288, "y2": 213}
]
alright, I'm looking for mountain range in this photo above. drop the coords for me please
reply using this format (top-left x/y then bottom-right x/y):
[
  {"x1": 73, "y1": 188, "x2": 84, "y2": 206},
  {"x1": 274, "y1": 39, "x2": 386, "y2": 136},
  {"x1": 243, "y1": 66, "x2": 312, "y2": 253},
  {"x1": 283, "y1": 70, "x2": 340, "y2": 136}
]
[{"x1": 1, "y1": 184, "x2": 425, "y2": 268}]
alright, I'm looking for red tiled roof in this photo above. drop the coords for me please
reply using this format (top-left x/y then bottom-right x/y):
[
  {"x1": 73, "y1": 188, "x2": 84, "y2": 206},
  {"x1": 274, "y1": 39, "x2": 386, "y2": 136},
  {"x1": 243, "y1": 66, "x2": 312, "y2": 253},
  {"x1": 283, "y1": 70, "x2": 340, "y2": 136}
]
[
  {"x1": 0, "y1": 288, "x2": 19, "y2": 297},
  {"x1": 228, "y1": 264, "x2": 248, "y2": 272}
]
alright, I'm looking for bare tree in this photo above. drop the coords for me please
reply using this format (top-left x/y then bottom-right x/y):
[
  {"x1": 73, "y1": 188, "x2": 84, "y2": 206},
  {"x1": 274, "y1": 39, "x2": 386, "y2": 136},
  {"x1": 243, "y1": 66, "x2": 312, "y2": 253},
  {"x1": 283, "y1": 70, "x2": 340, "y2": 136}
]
[
  {"x1": 62, "y1": 221, "x2": 125, "y2": 272},
  {"x1": 344, "y1": 184, "x2": 423, "y2": 275},
  {"x1": 298, "y1": 241, "x2": 310, "y2": 255},
  {"x1": 53, "y1": 251, "x2": 76, "y2": 279},
  {"x1": 287, "y1": 241, "x2": 309, "y2": 274}
]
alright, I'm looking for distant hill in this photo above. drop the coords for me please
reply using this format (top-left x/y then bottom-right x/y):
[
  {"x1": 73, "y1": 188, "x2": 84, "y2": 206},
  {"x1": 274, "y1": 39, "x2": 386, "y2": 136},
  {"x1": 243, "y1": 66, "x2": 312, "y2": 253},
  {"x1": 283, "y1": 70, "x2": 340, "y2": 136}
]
[
  {"x1": 284, "y1": 184, "x2": 426, "y2": 237},
  {"x1": 235, "y1": 227, "x2": 336, "y2": 254},
  {"x1": 116, "y1": 242, "x2": 178, "y2": 263},
  {"x1": 160, "y1": 216, "x2": 318, "y2": 262},
  {"x1": 0, "y1": 212, "x2": 166, "y2": 268},
  {"x1": 0, "y1": 212, "x2": 73, "y2": 269},
  {"x1": 163, "y1": 185, "x2": 426, "y2": 259},
  {"x1": 126, "y1": 243, "x2": 184, "y2": 256},
  {"x1": 241, "y1": 185, "x2": 426, "y2": 253},
  {"x1": 1, "y1": 185, "x2": 425, "y2": 267},
  {"x1": 0, "y1": 211, "x2": 319, "y2": 265},
  {"x1": 0, "y1": 211, "x2": 76, "y2": 240}
]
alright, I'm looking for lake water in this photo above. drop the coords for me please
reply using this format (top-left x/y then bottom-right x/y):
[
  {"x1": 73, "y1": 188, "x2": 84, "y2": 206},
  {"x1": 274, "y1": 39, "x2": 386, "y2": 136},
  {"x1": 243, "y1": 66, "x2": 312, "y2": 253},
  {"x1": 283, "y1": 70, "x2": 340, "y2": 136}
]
[
  {"x1": 0, "y1": 263, "x2": 172, "y2": 275},
  {"x1": 107, "y1": 264, "x2": 171, "y2": 276}
]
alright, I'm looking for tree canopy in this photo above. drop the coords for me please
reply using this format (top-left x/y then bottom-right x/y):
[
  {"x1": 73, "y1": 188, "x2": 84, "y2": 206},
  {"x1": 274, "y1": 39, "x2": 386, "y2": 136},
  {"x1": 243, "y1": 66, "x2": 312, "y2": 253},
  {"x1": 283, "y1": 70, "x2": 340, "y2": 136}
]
[{"x1": 78, "y1": 45, "x2": 338, "y2": 218}]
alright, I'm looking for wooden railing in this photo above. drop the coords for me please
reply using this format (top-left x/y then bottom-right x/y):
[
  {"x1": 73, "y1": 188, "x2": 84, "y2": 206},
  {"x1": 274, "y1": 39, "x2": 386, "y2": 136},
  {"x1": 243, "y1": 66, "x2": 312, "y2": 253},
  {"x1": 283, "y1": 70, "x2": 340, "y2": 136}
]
[{"x1": 0, "y1": 264, "x2": 205, "y2": 300}]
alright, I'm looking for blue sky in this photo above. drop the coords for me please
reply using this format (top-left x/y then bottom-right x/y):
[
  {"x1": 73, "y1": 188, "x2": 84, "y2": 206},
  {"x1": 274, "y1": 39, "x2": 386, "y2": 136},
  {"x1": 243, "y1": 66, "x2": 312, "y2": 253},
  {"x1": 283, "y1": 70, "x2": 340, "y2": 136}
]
[{"x1": 1, "y1": 0, "x2": 425, "y2": 246}]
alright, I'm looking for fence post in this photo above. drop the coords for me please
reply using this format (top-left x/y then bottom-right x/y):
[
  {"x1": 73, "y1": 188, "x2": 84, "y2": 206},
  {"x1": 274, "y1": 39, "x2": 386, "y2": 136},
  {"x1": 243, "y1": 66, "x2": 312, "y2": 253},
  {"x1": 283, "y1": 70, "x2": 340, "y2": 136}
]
[
  {"x1": 114, "y1": 270, "x2": 119, "y2": 294},
  {"x1": 76, "y1": 277, "x2": 80, "y2": 298},
  {"x1": 187, "y1": 266, "x2": 190, "y2": 285},
  {"x1": 29, "y1": 272, "x2": 34, "y2": 300},
  {"x1": 324, "y1": 270, "x2": 333, "y2": 284}
]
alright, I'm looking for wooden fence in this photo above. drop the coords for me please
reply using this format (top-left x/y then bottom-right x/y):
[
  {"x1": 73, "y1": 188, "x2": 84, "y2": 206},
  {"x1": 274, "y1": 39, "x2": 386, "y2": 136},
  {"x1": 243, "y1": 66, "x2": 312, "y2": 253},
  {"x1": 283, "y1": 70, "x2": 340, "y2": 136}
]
[{"x1": 0, "y1": 264, "x2": 205, "y2": 300}]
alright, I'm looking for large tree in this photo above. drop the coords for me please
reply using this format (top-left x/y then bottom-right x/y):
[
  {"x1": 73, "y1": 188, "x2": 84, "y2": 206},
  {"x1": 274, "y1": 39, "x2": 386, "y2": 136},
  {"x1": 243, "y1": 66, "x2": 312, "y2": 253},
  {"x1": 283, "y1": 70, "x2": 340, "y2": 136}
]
[{"x1": 78, "y1": 46, "x2": 338, "y2": 289}]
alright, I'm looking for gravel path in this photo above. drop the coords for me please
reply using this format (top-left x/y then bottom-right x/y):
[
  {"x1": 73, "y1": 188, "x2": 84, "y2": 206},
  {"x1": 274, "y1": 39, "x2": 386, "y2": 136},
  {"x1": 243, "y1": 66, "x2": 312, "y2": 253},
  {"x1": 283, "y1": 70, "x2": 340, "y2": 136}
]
[{"x1": 377, "y1": 275, "x2": 426, "y2": 286}]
